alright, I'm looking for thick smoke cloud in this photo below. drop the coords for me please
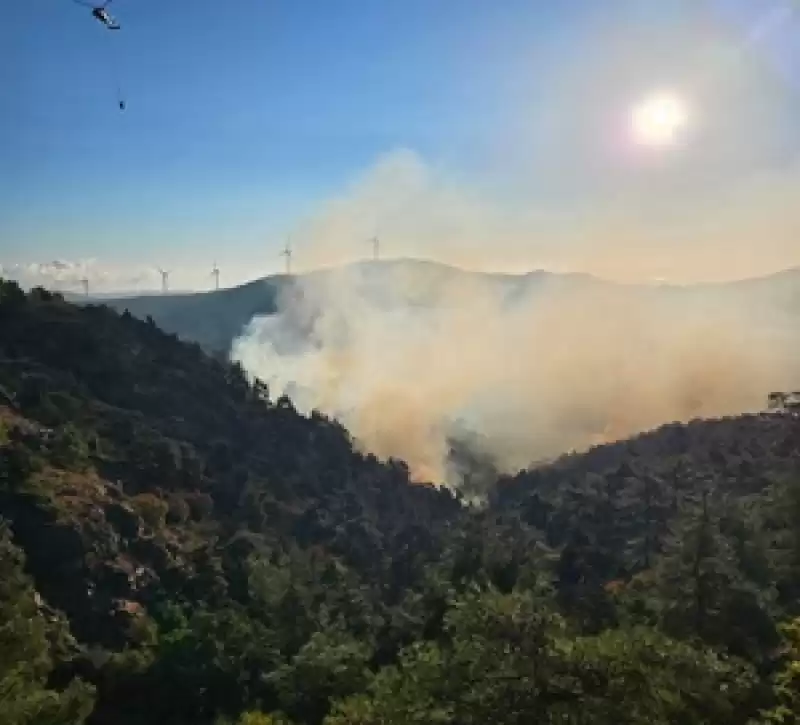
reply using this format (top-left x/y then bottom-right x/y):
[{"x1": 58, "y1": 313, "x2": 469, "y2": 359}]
[
  {"x1": 233, "y1": 250, "x2": 798, "y2": 485},
  {"x1": 229, "y1": 147, "x2": 800, "y2": 486}
]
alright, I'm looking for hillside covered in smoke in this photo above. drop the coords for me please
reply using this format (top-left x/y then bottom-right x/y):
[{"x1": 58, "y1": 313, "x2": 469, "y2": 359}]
[{"x1": 231, "y1": 260, "x2": 800, "y2": 485}]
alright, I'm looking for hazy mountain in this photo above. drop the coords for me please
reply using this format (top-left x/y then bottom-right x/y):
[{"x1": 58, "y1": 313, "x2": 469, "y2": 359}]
[
  {"x1": 83, "y1": 274, "x2": 295, "y2": 353},
  {"x1": 89, "y1": 260, "x2": 800, "y2": 354}
]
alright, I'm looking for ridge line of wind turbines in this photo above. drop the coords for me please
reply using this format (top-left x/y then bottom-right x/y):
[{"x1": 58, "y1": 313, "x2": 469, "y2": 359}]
[{"x1": 76, "y1": 235, "x2": 382, "y2": 297}]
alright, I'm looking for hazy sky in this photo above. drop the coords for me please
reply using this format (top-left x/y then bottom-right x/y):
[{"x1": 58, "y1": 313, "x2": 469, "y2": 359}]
[{"x1": 2, "y1": 0, "x2": 800, "y2": 291}]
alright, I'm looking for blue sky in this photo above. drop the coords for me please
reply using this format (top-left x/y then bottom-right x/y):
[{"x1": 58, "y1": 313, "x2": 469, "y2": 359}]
[{"x1": 2, "y1": 0, "x2": 800, "y2": 290}]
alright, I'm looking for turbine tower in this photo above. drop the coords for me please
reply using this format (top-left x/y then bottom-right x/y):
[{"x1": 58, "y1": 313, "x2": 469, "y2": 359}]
[
  {"x1": 281, "y1": 238, "x2": 293, "y2": 275},
  {"x1": 369, "y1": 235, "x2": 380, "y2": 261},
  {"x1": 79, "y1": 277, "x2": 89, "y2": 297},
  {"x1": 211, "y1": 262, "x2": 220, "y2": 291},
  {"x1": 157, "y1": 268, "x2": 170, "y2": 294}
]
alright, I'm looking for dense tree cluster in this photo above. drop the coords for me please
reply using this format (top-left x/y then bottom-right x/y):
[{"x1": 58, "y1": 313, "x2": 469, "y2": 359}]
[
  {"x1": 0, "y1": 278, "x2": 798, "y2": 724},
  {"x1": 0, "y1": 521, "x2": 95, "y2": 724}
]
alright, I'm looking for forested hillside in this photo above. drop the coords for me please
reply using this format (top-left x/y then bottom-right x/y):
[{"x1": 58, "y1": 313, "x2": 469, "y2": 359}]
[
  {"x1": 95, "y1": 261, "x2": 800, "y2": 355},
  {"x1": 1, "y1": 277, "x2": 798, "y2": 725},
  {"x1": 93, "y1": 275, "x2": 291, "y2": 353}
]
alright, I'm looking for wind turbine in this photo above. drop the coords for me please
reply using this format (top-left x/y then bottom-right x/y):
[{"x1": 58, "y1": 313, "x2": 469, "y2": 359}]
[
  {"x1": 369, "y1": 235, "x2": 380, "y2": 261},
  {"x1": 157, "y1": 268, "x2": 170, "y2": 294},
  {"x1": 211, "y1": 262, "x2": 220, "y2": 291},
  {"x1": 281, "y1": 238, "x2": 293, "y2": 275}
]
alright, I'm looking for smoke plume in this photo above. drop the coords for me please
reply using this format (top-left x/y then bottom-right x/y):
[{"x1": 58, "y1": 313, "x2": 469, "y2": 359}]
[{"x1": 232, "y1": 150, "x2": 800, "y2": 487}]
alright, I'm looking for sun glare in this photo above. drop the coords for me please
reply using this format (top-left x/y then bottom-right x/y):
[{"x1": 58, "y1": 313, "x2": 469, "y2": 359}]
[{"x1": 631, "y1": 91, "x2": 689, "y2": 148}]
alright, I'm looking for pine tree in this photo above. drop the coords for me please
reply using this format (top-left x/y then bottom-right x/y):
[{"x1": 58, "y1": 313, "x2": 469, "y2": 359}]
[
  {"x1": 751, "y1": 618, "x2": 800, "y2": 724},
  {"x1": 656, "y1": 490, "x2": 778, "y2": 661},
  {"x1": 0, "y1": 521, "x2": 95, "y2": 724}
]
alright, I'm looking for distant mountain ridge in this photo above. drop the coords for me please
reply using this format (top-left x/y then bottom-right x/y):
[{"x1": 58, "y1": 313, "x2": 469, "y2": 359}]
[{"x1": 82, "y1": 260, "x2": 800, "y2": 354}]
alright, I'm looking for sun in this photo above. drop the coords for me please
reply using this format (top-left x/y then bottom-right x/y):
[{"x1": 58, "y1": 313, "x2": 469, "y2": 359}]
[{"x1": 631, "y1": 91, "x2": 689, "y2": 148}]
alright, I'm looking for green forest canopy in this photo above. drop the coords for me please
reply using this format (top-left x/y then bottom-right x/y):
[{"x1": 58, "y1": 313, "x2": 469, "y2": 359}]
[{"x1": 0, "y1": 278, "x2": 798, "y2": 724}]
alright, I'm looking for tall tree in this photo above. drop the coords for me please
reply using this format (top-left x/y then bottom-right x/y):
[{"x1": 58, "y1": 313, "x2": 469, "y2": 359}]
[
  {"x1": 752, "y1": 617, "x2": 800, "y2": 724},
  {"x1": 656, "y1": 491, "x2": 778, "y2": 661},
  {"x1": 0, "y1": 521, "x2": 95, "y2": 724}
]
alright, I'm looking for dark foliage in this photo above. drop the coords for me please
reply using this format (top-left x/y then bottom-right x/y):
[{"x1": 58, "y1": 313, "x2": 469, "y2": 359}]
[{"x1": 1, "y1": 277, "x2": 798, "y2": 725}]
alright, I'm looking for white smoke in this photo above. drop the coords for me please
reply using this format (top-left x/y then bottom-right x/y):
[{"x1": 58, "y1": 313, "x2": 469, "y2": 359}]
[
  {"x1": 231, "y1": 149, "x2": 800, "y2": 486},
  {"x1": 270, "y1": 149, "x2": 800, "y2": 287},
  {"x1": 232, "y1": 259, "x2": 798, "y2": 486}
]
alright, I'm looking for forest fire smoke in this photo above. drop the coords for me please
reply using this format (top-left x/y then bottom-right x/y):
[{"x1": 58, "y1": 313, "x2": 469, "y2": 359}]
[
  {"x1": 232, "y1": 259, "x2": 797, "y2": 487},
  {"x1": 232, "y1": 150, "x2": 799, "y2": 487}
]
